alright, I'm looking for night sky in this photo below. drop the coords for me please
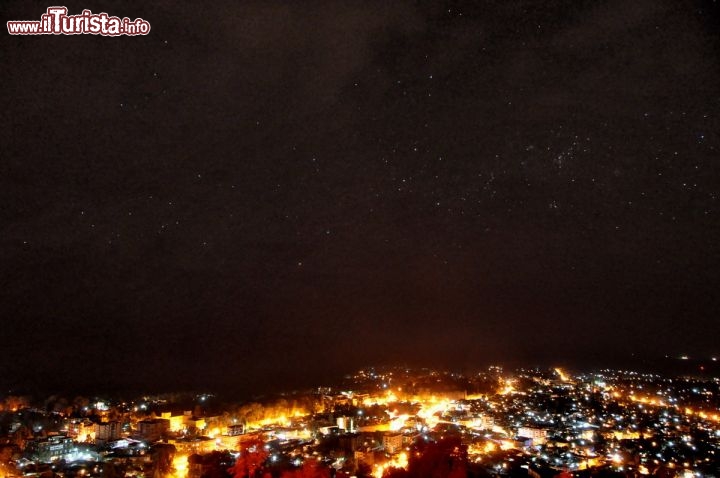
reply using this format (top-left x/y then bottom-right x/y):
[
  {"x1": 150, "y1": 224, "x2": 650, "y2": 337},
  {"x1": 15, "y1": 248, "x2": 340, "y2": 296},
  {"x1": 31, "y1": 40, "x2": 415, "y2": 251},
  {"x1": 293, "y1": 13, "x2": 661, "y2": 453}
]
[{"x1": 2, "y1": 1, "x2": 720, "y2": 396}]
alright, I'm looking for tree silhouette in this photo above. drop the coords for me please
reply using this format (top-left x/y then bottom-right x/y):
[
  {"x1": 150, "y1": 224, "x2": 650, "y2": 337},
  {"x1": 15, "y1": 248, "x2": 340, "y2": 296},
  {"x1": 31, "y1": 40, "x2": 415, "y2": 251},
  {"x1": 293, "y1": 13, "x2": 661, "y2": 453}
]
[
  {"x1": 230, "y1": 437, "x2": 269, "y2": 478},
  {"x1": 403, "y1": 436, "x2": 467, "y2": 478},
  {"x1": 151, "y1": 443, "x2": 176, "y2": 477},
  {"x1": 356, "y1": 462, "x2": 373, "y2": 478}
]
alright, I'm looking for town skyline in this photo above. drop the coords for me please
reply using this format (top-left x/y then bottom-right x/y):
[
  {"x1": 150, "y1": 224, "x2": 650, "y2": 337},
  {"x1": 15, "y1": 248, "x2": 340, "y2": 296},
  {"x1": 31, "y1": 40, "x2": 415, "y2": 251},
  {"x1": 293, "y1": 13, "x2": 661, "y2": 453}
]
[
  {"x1": 2, "y1": 365, "x2": 720, "y2": 478},
  {"x1": 3, "y1": 0, "x2": 720, "y2": 403}
]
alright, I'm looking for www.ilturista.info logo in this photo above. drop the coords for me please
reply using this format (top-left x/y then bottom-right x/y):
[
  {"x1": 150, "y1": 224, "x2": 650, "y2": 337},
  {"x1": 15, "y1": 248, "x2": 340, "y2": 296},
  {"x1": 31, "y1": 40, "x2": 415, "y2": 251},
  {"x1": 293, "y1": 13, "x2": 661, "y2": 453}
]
[{"x1": 7, "y1": 7, "x2": 150, "y2": 36}]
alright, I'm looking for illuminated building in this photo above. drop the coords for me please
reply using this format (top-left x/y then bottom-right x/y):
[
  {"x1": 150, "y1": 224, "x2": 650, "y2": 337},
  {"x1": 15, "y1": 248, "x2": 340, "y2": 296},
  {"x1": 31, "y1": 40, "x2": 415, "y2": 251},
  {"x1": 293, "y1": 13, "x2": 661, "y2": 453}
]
[
  {"x1": 336, "y1": 416, "x2": 355, "y2": 432},
  {"x1": 160, "y1": 411, "x2": 190, "y2": 432},
  {"x1": 382, "y1": 433, "x2": 403, "y2": 454},
  {"x1": 136, "y1": 418, "x2": 170, "y2": 442},
  {"x1": 187, "y1": 417, "x2": 206, "y2": 433},
  {"x1": 517, "y1": 426, "x2": 547, "y2": 445},
  {"x1": 94, "y1": 421, "x2": 122, "y2": 444},
  {"x1": 25, "y1": 435, "x2": 74, "y2": 462}
]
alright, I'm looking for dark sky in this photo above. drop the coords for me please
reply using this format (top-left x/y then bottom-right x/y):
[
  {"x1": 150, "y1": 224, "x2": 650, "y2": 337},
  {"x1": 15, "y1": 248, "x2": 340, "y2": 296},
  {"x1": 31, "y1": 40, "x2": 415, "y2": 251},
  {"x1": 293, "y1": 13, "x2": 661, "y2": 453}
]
[{"x1": 2, "y1": 0, "x2": 720, "y2": 396}]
